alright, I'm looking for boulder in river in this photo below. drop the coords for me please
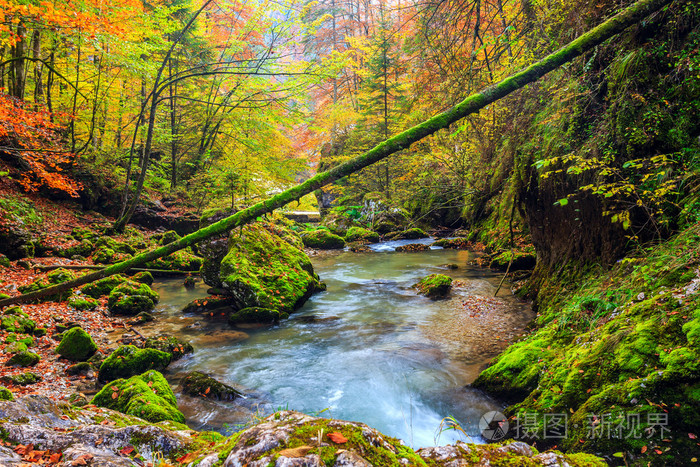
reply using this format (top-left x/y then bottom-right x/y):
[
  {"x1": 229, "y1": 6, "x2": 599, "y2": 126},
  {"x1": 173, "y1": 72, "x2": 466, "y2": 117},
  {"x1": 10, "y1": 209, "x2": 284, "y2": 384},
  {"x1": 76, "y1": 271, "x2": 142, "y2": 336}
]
[
  {"x1": 98, "y1": 345, "x2": 171, "y2": 383},
  {"x1": 143, "y1": 336, "x2": 193, "y2": 360},
  {"x1": 345, "y1": 226, "x2": 380, "y2": 243},
  {"x1": 180, "y1": 371, "x2": 242, "y2": 401},
  {"x1": 415, "y1": 274, "x2": 453, "y2": 299},
  {"x1": 300, "y1": 229, "x2": 346, "y2": 249}
]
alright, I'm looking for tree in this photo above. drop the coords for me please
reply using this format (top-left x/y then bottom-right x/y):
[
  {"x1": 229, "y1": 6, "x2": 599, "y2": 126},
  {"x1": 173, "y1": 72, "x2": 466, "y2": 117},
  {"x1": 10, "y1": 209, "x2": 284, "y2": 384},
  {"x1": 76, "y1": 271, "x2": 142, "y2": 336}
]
[{"x1": 0, "y1": 0, "x2": 672, "y2": 307}]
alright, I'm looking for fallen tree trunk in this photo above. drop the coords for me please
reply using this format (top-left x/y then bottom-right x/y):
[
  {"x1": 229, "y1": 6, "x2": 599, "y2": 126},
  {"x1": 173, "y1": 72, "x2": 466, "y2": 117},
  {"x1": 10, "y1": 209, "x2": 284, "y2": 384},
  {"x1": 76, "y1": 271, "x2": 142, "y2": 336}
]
[
  {"x1": 0, "y1": 0, "x2": 671, "y2": 308},
  {"x1": 32, "y1": 264, "x2": 197, "y2": 276}
]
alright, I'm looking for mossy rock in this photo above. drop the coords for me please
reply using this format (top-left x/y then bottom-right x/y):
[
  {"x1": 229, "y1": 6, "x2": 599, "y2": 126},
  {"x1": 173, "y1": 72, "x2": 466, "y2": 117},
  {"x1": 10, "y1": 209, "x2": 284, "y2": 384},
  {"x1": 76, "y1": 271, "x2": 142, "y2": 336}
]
[
  {"x1": 107, "y1": 280, "x2": 159, "y2": 316},
  {"x1": 0, "y1": 293, "x2": 10, "y2": 300},
  {"x1": 81, "y1": 274, "x2": 128, "y2": 298},
  {"x1": 0, "y1": 386, "x2": 14, "y2": 401},
  {"x1": 0, "y1": 315, "x2": 36, "y2": 334},
  {"x1": 300, "y1": 230, "x2": 346, "y2": 249},
  {"x1": 415, "y1": 274, "x2": 452, "y2": 299},
  {"x1": 384, "y1": 228, "x2": 429, "y2": 240},
  {"x1": 395, "y1": 243, "x2": 430, "y2": 252},
  {"x1": 95, "y1": 237, "x2": 136, "y2": 255},
  {"x1": 228, "y1": 307, "x2": 288, "y2": 325},
  {"x1": 71, "y1": 227, "x2": 97, "y2": 241},
  {"x1": 65, "y1": 361, "x2": 94, "y2": 376},
  {"x1": 144, "y1": 336, "x2": 193, "y2": 361},
  {"x1": 180, "y1": 371, "x2": 242, "y2": 401},
  {"x1": 128, "y1": 311, "x2": 155, "y2": 325},
  {"x1": 56, "y1": 327, "x2": 98, "y2": 361},
  {"x1": 145, "y1": 249, "x2": 202, "y2": 271},
  {"x1": 345, "y1": 226, "x2": 380, "y2": 243},
  {"x1": 68, "y1": 295, "x2": 99, "y2": 311},
  {"x1": 47, "y1": 268, "x2": 77, "y2": 284},
  {"x1": 218, "y1": 222, "x2": 321, "y2": 313},
  {"x1": 5, "y1": 333, "x2": 33, "y2": 346},
  {"x1": 93, "y1": 246, "x2": 116, "y2": 264},
  {"x1": 132, "y1": 271, "x2": 154, "y2": 285},
  {"x1": 93, "y1": 370, "x2": 185, "y2": 424},
  {"x1": 58, "y1": 239, "x2": 94, "y2": 258},
  {"x1": 33, "y1": 327, "x2": 46, "y2": 337},
  {"x1": 431, "y1": 237, "x2": 471, "y2": 249},
  {"x1": 489, "y1": 249, "x2": 537, "y2": 271},
  {"x1": 4, "y1": 342, "x2": 28, "y2": 354},
  {"x1": 1, "y1": 371, "x2": 41, "y2": 385},
  {"x1": 0, "y1": 254, "x2": 10, "y2": 268},
  {"x1": 98, "y1": 345, "x2": 171, "y2": 383},
  {"x1": 156, "y1": 230, "x2": 181, "y2": 245},
  {"x1": 2, "y1": 306, "x2": 28, "y2": 318},
  {"x1": 5, "y1": 351, "x2": 40, "y2": 367}
]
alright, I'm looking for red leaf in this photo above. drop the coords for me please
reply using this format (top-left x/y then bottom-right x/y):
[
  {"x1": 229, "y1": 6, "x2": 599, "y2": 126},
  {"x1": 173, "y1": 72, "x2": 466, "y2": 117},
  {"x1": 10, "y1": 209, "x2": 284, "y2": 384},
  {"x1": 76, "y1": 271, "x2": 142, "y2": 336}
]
[
  {"x1": 690, "y1": 433, "x2": 697, "y2": 439},
  {"x1": 204, "y1": 387, "x2": 210, "y2": 394},
  {"x1": 119, "y1": 445, "x2": 135, "y2": 456},
  {"x1": 111, "y1": 392, "x2": 118, "y2": 399},
  {"x1": 327, "y1": 432, "x2": 348, "y2": 444},
  {"x1": 48, "y1": 452, "x2": 62, "y2": 463}
]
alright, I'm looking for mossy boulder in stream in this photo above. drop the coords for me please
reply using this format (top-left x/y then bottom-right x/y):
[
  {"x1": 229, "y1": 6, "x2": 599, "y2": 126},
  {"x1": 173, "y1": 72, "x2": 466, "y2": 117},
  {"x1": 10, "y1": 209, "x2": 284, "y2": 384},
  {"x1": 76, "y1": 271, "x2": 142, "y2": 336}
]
[
  {"x1": 98, "y1": 345, "x2": 171, "y2": 382},
  {"x1": 300, "y1": 229, "x2": 346, "y2": 249},
  {"x1": 107, "y1": 280, "x2": 159, "y2": 315},
  {"x1": 206, "y1": 220, "x2": 322, "y2": 314},
  {"x1": 55, "y1": 327, "x2": 97, "y2": 361},
  {"x1": 93, "y1": 370, "x2": 185, "y2": 423},
  {"x1": 180, "y1": 371, "x2": 242, "y2": 401},
  {"x1": 384, "y1": 228, "x2": 429, "y2": 240},
  {"x1": 415, "y1": 274, "x2": 452, "y2": 299},
  {"x1": 143, "y1": 336, "x2": 193, "y2": 360},
  {"x1": 228, "y1": 307, "x2": 287, "y2": 325},
  {"x1": 345, "y1": 226, "x2": 380, "y2": 243}
]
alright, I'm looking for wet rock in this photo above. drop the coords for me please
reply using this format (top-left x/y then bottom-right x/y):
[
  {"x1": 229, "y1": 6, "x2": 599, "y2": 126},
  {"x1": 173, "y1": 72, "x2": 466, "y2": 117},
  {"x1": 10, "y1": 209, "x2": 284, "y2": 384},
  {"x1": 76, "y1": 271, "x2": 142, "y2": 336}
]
[
  {"x1": 98, "y1": 345, "x2": 171, "y2": 383},
  {"x1": 0, "y1": 395, "x2": 190, "y2": 466},
  {"x1": 200, "y1": 330, "x2": 250, "y2": 345},
  {"x1": 65, "y1": 362, "x2": 94, "y2": 377},
  {"x1": 184, "y1": 276, "x2": 196, "y2": 289},
  {"x1": 229, "y1": 307, "x2": 288, "y2": 325},
  {"x1": 431, "y1": 238, "x2": 471, "y2": 249},
  {"x1": 181, "y1": 371, "x2": 243, "y2": 401},
  {"x1": 395, "y1": 243, "x2": 430, "y2": 252},
  {"x1": 143, "y1": 336, "x2": 193, "y2": 360},
  {"x1": 344, "y1": 226, "x2": 380, "y2": 243},
  {"x1": 415, "y1": 274, "x2": 452, "y2": 299},
  {"x1": 132, "y1": 271, "x2": 154, "y2": 285},
  {"x1": 56, "y1": 327, "x2": 98, "y2": 361}
]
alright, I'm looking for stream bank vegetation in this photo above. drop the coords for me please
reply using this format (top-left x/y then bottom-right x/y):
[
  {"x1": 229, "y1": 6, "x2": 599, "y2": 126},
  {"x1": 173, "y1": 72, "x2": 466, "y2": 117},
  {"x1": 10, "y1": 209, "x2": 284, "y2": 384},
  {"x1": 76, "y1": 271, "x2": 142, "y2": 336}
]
[{"x1": 0, "y1": 0, "x2": 698, "y2": 464}]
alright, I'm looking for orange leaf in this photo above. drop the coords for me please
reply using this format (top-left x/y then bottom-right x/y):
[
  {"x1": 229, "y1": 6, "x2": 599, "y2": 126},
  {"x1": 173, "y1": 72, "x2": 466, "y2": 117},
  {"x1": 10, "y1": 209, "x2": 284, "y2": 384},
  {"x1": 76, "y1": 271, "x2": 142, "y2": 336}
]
[
  {"x1": 204, "y1": 387, "x2": 210, "y2": 394},
  {"x1": 112, "y1": 392, "x2": 118, "y2": 399},
  {"x1": 641, "y1": 445, "x2": 647, "y2": 453},
  {"x1": 48, "y1": 452, "x2": 62, "y2": 463},
  {"x1": 119, "y1": 445, "x2": 135, "y2": 456},
  {"x1": 328, "y1": 432, "x2": 348, "y2": 444}
]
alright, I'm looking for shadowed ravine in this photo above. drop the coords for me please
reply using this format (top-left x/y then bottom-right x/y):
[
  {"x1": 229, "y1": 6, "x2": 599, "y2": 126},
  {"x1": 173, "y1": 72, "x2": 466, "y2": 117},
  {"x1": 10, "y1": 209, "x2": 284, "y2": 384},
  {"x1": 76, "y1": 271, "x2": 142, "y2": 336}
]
[{"x1": 146, "y1": 238, "x2": 534, "y2": 448}]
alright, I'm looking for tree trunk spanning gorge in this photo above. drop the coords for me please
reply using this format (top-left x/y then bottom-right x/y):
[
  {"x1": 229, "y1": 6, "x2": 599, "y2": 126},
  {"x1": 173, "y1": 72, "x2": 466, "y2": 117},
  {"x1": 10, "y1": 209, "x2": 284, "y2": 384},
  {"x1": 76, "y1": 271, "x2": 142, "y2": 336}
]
[{"x1": 0, "y1": 0, "x2": 672, "y2": 308}]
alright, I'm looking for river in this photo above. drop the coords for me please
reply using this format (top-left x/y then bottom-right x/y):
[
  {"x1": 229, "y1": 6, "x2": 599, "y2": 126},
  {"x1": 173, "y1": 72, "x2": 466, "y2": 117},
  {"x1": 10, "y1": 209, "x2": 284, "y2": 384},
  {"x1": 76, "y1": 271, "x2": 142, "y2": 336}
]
[{"x1": 146, "y1": 237, "x2": 533, "y2": 448}]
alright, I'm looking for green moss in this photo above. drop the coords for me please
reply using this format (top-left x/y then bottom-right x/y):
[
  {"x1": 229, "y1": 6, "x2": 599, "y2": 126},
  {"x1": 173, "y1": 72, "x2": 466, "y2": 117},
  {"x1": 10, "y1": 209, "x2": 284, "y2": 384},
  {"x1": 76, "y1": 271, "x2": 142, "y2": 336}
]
[
  {"x1": 145, "y1": 249, "x2": 202, "y2": 271},
  {"x1": 68, "y1": 295, "x2": 99, "y2": 311},
  {"x1": 431, "y1": 237, "x2": 471, "y2": 249},
  {"x1": 55, "y1": 327, "x2": 98, "y2": 361},
  {"x1": 1, "y1": 372, "x2": 41, "y2": 385},
  {"x1": 98, "y1": 345, "x2": 171, "y2": 383},
  {"x1": 156, "y1": 230, "x2": 181, "y2": 245},
  {"x1": 300, "y1": 230, "x2": 346, "y2": 249},
  {"x1": 180, "y1": 371, "x2": 242, "y2": 401},
  {"x1": 0, "y1": 254, "x2": 10, "y2": 268},
  {"x1": 228, "y1": 307, "x2": 287, "y2": 325},
  {"x1": 81, "y1": 274, "x2": 127, "y2": 298},
  {"x1": 415, "y1": 274, "x2": 452, "y2": 299},
  {"x1": 489, "y1": 248, "x2": 537, "y2": 271},
  {"x1": 0, "y1": 386, "x2": 14, "y2": 401},
  {"x1": 0, "y1": 315, "x2": 36, "y2": 334},
  {"x1": 5, "y1": 351, "x2": 40, "y2": 367},
  {"x1": 384, "y1": 228, "x2": 429, "y2": 240},
  {"x1": 132, "y1": 271, "x2": 154, "y2": 285},
  {"x1": 345, "y1": 226, "x2": 380, "y2": 243},
  {"x1": 58, "y1": 239, "x2": 94, "y2": 258},
  {"x1": 5, "y1": 333, "x2": 34, "y2": 346},
  {"x1": 66, "y1": 362, "x2": 94, "y2": 376},
  {"x1": 93, "y1": 370, "x2": 185, "y2": 424},
  {"x1": 144, "y1": 336, "x2": 193, "y2": 360},
  {"x1": 219, "y1": 222, "x2": 321, "y2": 313},
  {"x1": 4, "y1": 342, "x2": 27, "y2": 354},
  {"x1": 107, "y1": 280, "x2": 159, "y2": 315},
  {"x1": 93, "y1": 246, "x2": 116, "y2": 264},
  {"x1": 32, "y1": 327, "x2": 46, "y2": 337},
  {"x1": 47, "y1": 268, "x2": 76, "y2": 284},
  {"x1": 95, "y1": 237, "x2": 136, "y2": 255}
]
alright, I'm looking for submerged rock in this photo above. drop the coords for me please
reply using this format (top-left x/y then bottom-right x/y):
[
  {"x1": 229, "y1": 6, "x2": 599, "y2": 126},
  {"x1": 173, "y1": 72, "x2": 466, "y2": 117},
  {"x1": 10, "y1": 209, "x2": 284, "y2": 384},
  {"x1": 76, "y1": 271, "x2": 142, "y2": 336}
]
[
  {"x1": 93, "y1": 370, "x2": 185, "y2": 424},
  {"x1": 98, "y1": 345, "x2": 171, "y2": 383},
  {"x1": 228, "y1": 307, "x2": 287, "y2": 325},
  {"x1": 143, "y1": 336, "x2": 193, "y2": 360},
  {"x1": 415, "y1": 274, "x2": 452, "y2": 299},
  {"x1": 395, "y1": 243, "x2": 430, "y2": 252},
  {"x1": 180, "y1": 371, "x2": 242, "y2": 401}
]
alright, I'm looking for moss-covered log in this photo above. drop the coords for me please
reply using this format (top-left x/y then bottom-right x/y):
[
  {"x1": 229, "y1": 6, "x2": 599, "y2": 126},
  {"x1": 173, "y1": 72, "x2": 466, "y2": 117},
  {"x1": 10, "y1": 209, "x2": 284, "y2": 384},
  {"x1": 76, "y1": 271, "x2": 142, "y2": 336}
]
[{"x1": 0, "y1": 0, "x2": 671, "y2": 308}]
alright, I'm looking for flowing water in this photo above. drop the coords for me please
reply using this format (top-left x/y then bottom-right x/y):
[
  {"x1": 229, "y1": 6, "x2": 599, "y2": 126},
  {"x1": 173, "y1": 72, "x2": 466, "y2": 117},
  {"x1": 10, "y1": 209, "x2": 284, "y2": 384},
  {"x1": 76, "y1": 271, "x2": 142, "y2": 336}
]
[{"x1": 147, "y1": 238, "x2": 533, "y2": 448}]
